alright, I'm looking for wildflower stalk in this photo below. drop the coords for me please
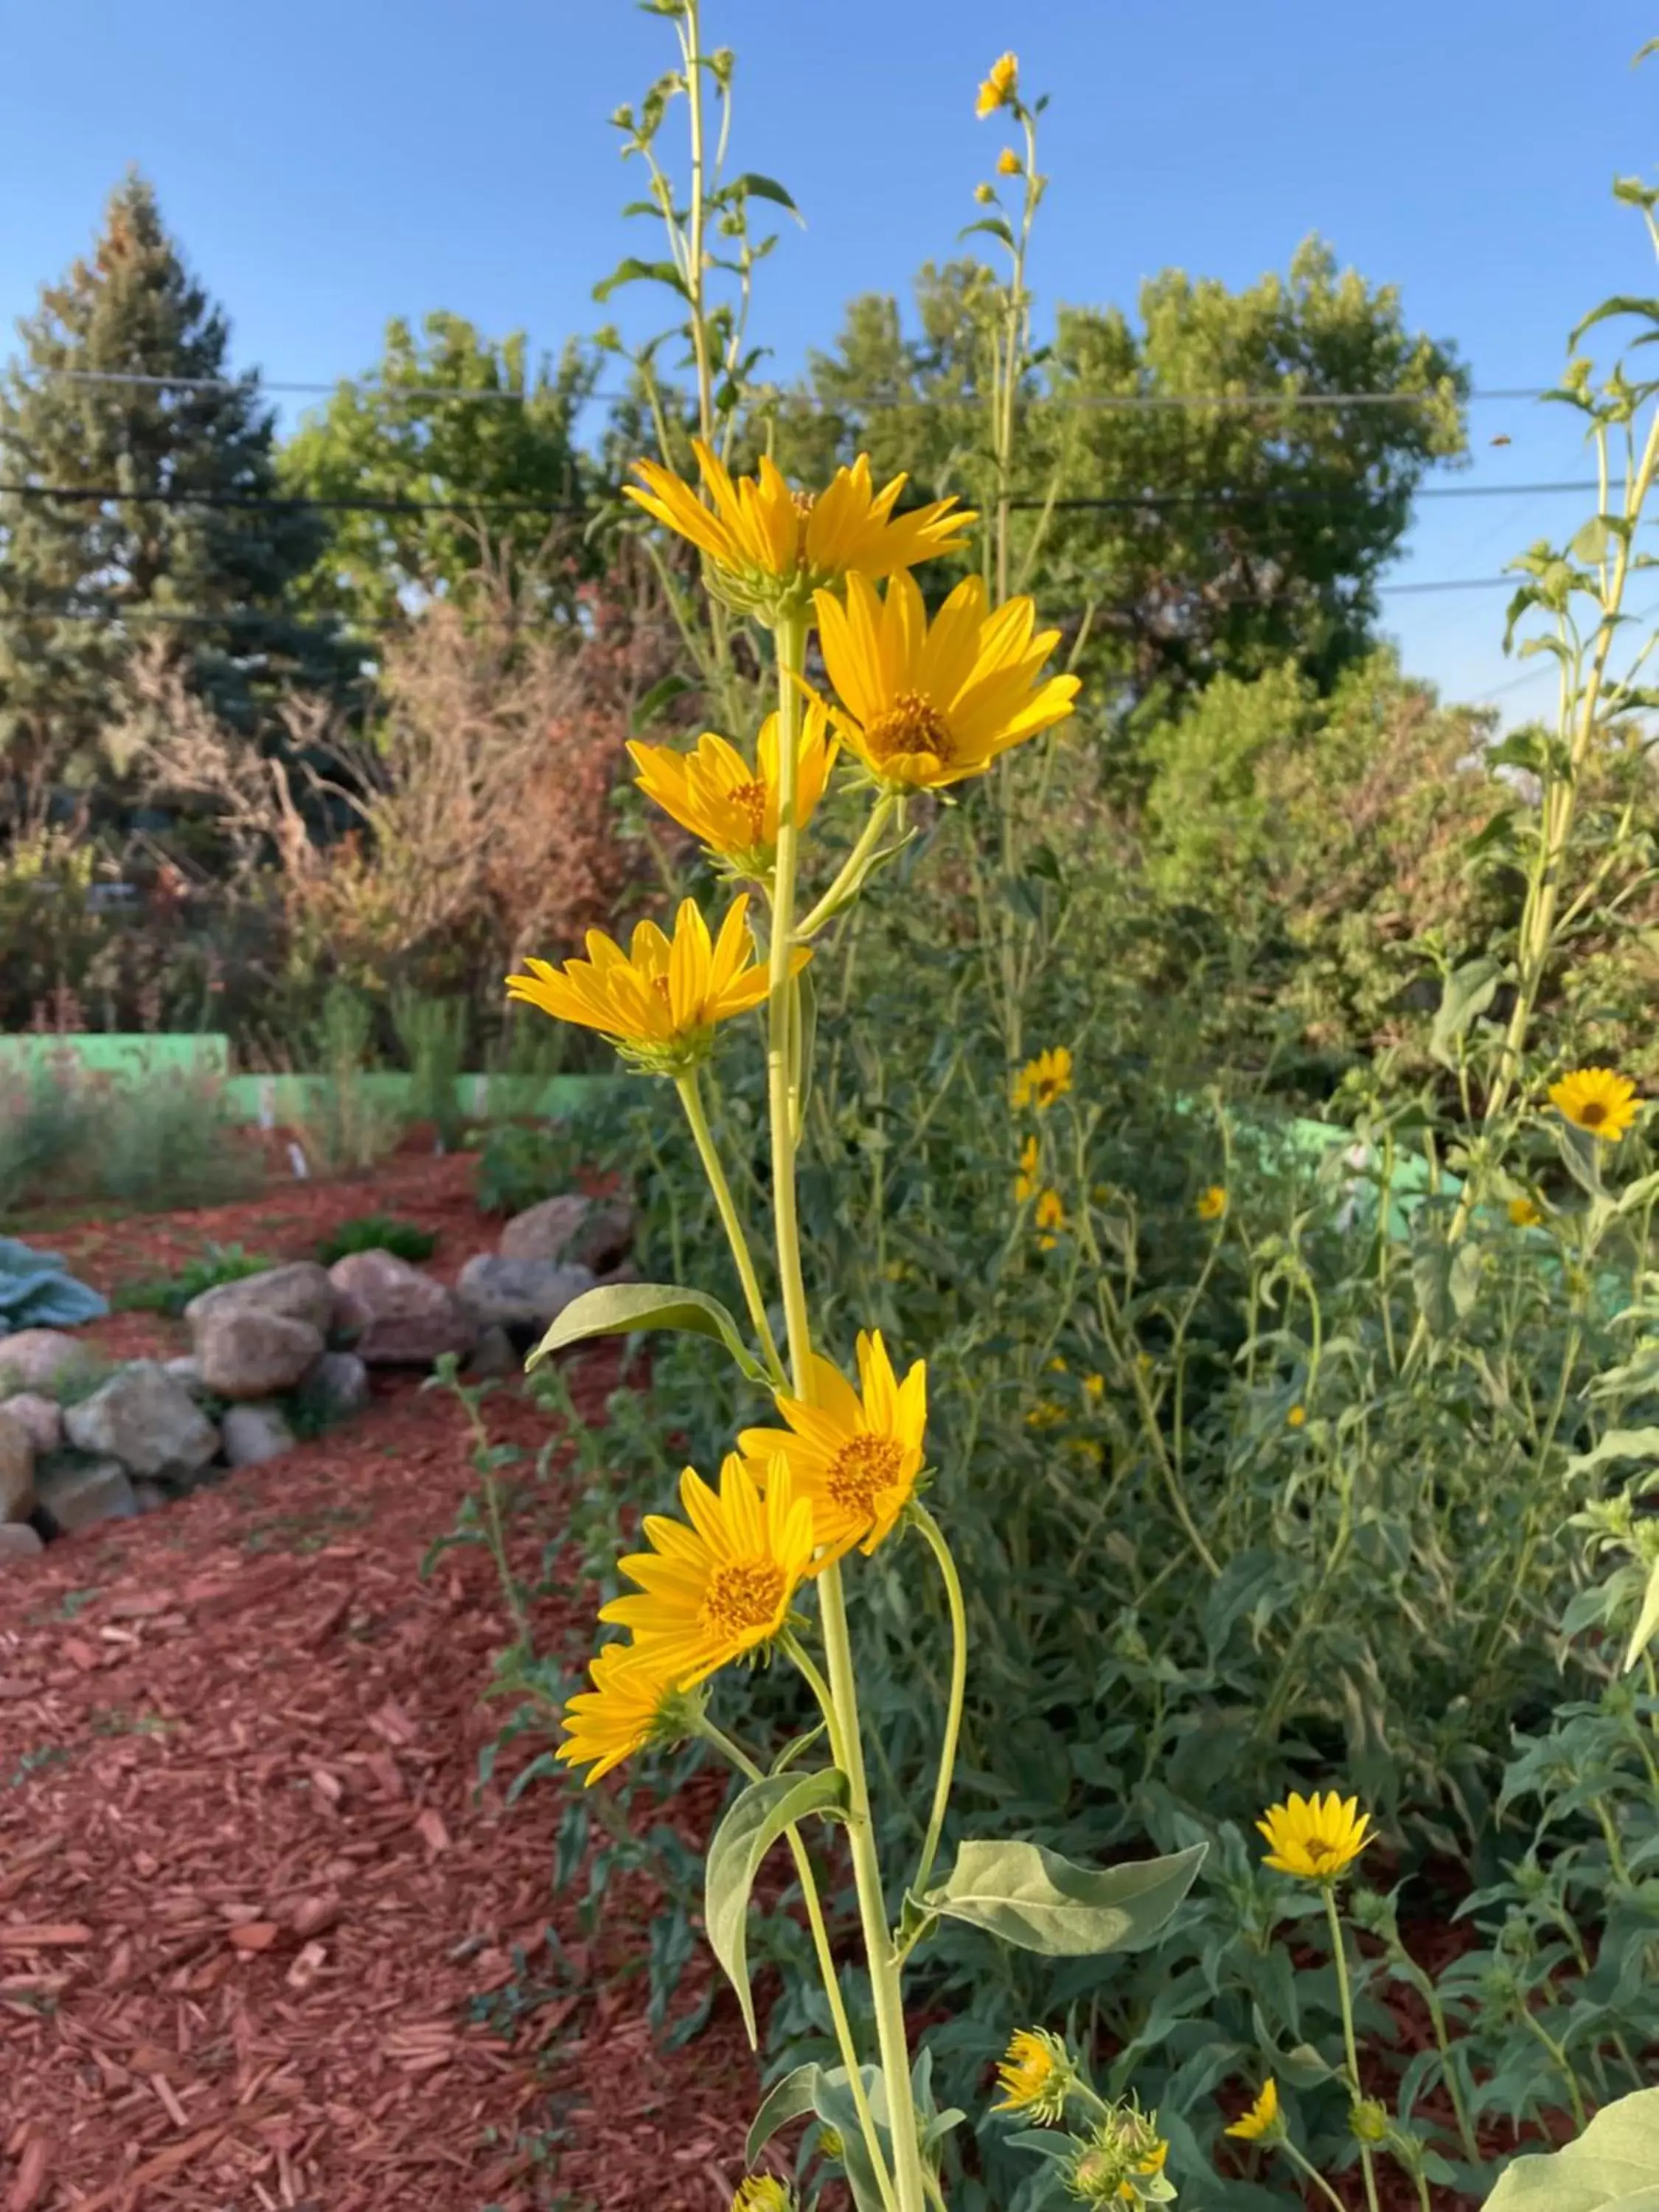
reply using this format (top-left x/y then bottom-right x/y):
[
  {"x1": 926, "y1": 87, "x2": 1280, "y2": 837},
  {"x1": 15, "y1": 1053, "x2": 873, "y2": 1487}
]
[
  {"x1": 910, "y1": 1503, "x2": 968, "y2": 1906},
  {"x1": 1324, "y1": 1886, "x2": 1382, "y2": 2212},
  {"x1": 695, "y1": 1711, "x2": 899, "y2": 2212},
  {"x1": 1277, "y1": 2135, "x2": 1351, "y2": 2212},
  {"x1": 767, "y1": 611, "x2": 930, "y2": 2212},
  {"x1": 674, "y1": 1067, "x2": 786, "y2": 1382}
]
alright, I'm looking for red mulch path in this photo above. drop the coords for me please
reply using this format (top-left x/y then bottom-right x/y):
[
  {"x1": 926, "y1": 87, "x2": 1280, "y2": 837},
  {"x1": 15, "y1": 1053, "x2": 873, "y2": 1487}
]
[{"x1": 0, "y1": 1151, "x2": 757, "y2": 2211}]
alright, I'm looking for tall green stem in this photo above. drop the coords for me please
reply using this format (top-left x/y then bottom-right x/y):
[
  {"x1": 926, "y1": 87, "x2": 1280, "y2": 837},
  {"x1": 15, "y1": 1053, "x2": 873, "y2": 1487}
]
[
  {"x1": 675, "y1": 1068, "x2": 785, "y2": 1383},
  {"x1": 1324, "y1": 1886, "x2": 1381, "y2": 2212},
  {"x1": 767, "y1": 608, "x2": 929, "y2": 2212},
  {"x1": 910, "y1": 1505, "x2": 967, "y2": 1908}
]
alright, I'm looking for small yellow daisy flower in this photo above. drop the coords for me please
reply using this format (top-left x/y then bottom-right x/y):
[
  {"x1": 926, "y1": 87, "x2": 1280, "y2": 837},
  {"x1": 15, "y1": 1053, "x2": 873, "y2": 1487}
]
[
  {"x1": 627, "y1": 706, "x2": 838, "y2": 877},
  {"x1": 1256, "y1": 1790, "x2": 1373, "y2": 1883},
  {"x1": 1549, "y1": 1067, "x2": 1638, "y2": 1143},
  {"x1": 973, "y1": 182, "x2": 996, "y2": 205},
  {"x1": 1026, "y1": 1399, "x2": 1065, "y2": 1430},
  {"x1": 976, "y1": 51, "x2": 1019, "y2": 116},
  {"x1": 625, "y1": 441, "x2": 973, "y2": 622},
  {"x1": 997, "y1": 147, "x2": 1023, "y2": 176},
  {"x1": 1083, "y1": 1372, "x2": 1105, "y2": 1399},
  {"x1": 739, "y1": 1332, "x2": 928, "y2": 1565},
  {"x1": 555, "y1": 1642, "x2": 681, "y2": 1786},
  {"x1": 1225, "y1": 2079, "x2": 1281, "y2": 2143},
  {"x1": 599, "y1": 1454, "x2": 814, "y2": 1690},
  {"x1": 1013, "y1": 1045, "x2": 1074, "y2": 1111},
  {"x1": 1015, "y1": 1133, "x2": 1040, "y2": 1203},
  {"x1": 1508, "y1": 1194, "x2": 1543, "y2": 1228},
  {"x1": 1196, "y1": 1185, "x2": 1228, "y2": 1222},
  {"x1": 812, "y1": 571, "x2": 1080, "y2": 793},
  {"x1": 1035, "y1": 1188, "x2": 1065, "y2": 1248},
  {"x1": 507, "y1": 896, "x2": 806, "y2": 1075},
  {"x1": 992, "y1": 2026, "x2": 1074, "y2": 2122},
  {"x1": 1287, "y1": 1405, "x2": 1307, "y2": 1429}
]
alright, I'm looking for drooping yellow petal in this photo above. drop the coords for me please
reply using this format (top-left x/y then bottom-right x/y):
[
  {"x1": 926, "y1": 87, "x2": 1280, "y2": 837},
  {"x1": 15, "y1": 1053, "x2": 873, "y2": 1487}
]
[{"x1": 555, "y1": 1642, "x2": 680, "y2": 1786}]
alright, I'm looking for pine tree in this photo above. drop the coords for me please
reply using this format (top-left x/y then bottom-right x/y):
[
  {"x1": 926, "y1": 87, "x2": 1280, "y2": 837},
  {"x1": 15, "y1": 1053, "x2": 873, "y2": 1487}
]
[{"x1": 0, "y1": 170, "x2": 344, "y2": 788}]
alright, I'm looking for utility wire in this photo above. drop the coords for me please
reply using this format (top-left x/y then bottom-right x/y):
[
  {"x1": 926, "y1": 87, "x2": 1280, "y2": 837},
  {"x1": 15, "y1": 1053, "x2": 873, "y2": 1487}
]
[
  {"x1": 0, "y1": 476, "x2": 1613, "y2": 518},
  {"x1": 13, "y1": 366, "x2": 1543, "y2": 412}
]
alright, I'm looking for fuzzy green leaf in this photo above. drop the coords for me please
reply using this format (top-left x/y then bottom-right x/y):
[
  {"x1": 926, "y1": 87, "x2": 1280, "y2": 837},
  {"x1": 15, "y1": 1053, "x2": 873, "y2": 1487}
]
[
  {"x1": 746, "y1": 2064, "x2": 822, "y2": 2165},
  {"x1": 923, "y1": 1837, "x2": 1205, "y2": 1955},
  {"x1": 707, "y1": 1770, "x2": 848, "y2": 2046},
  {"x1": 526, "y1": 1280, "x2": 768, "y2": 1385},
  {"x1": 1482, "y1": 2087, "x2": 1659, "y2": 2212}
]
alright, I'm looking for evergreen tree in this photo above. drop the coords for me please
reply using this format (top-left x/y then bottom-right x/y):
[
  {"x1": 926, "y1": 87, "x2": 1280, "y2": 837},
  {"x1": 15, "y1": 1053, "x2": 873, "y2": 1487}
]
[{"x1": 0, "y1": 170, "x2": 343, "y2": 788}]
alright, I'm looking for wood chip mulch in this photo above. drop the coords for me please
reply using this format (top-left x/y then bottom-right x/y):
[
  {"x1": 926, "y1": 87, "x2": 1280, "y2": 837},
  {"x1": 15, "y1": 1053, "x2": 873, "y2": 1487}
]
[{"x1": 0, "y1": 1161, "x2": 759, "y2": 2211}]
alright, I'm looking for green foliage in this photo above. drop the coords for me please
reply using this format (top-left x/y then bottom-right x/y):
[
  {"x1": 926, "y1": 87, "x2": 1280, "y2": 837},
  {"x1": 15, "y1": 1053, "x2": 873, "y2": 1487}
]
[
  {"x1": 292, "y1": 982, "x2": 406, "y2": 1174},
  {"x1": 470, "y1": 1118, "x2": 589, "y2": 1217},
  {"x1": 113, "y1": 1240, "x2": 274, "y2": 1318},
  {"x1": 766, "y1": 237, "x2": 1465, "y2": 709},
  {"x1": 315, "y1": 1212, "x2": 437, "y2": 1267},
  {"x1": 279, "y1": 312, "x2": 594, "y2": 630},
  {"x1": 392, "y1": 989, "x2": 469, "y2": 1152},
  {"x1": 0, "y1": 1052, "x2": 257, "y2": 1218},
  {"x1": 0, "y1": 170, "x2": 342, "y2": 785}
]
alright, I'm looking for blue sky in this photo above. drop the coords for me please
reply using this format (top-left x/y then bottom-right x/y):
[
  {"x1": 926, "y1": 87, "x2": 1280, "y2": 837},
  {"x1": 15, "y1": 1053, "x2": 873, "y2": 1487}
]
[{"x1": 1, "y1": 0, "x2": 1655, "y2": 719}]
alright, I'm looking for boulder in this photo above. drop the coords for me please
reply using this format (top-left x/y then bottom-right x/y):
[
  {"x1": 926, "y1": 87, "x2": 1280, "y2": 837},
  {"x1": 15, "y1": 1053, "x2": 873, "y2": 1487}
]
[
  {"x1": 0, "y1": 1409, "x2": 34, "y2": 1523},
  {"x1": 0, "y1": 1523, "x2": 44, "y2": 1566},
  {"x1": 455, "y1": 1255, "x2": 595, "y2": 1335},
  {"x1": 195, "y1": 1308, "x2": 324, "y2": 1401},
  {"x1": 184, "y1": 1261, "x2": 335, "y2": 1337},
  {"x1": 220, "y1": 1403, "x2": 297, "y2": 1468},
  {"x1": 132, "y1": 1481, "x2": 169, "y2": 1515},
  {"x1": 327, "y1": 1251, "x2": 474, "y2": 1366},
  {"x1": 498, "y1": 1194, "x2": 634, "y2": 1275},
  {"x1": 0, "y1": 1329, "x2": 91, "y2": 1396},
  {"x1": 0, "y1": 1392, "x2": 60, "y2": 1458},
  {"x1": 296, "y1": 1351, "x2": 370, "y2": 1422},
  {"x1": 36, "y1": 1457, "x2": 138, "y2": 1534},
  {"x1": 63, "y1": 1362, "x2": 218, "y2": 1481},
  {"x1": 164, "y1": 1354, "x2": 204, "y2": 1392}
]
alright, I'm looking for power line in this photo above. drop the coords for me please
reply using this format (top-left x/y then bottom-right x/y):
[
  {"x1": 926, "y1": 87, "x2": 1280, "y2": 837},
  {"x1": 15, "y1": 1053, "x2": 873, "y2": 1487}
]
[
  {"x1": 14, "y1": 366, "x2": 1546, "y2": 414},
  {"x1": 0, "y1": 475, "x2": 1615, "y2": 520}
]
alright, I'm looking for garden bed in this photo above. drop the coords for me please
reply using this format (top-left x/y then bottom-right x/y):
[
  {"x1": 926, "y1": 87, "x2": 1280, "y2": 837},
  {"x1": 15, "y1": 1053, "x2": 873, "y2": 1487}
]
[{"x1": 0, "y1": 1154, "x2": 754, "y2": 2210}]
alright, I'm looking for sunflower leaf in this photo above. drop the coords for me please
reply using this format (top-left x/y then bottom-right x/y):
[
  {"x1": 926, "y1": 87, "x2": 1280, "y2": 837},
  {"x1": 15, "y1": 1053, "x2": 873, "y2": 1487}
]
[
  {"x1": 707, "y1": 1768, "x2": 849, "y2": 2045},
  {"x1": 922, "y1": 1837, "x2": 1205, "y2": 1955},
  {"x1": 745, "y1": 2064, "x2": 822, "y2": 2166},
  {"x1": 812, "y1": 2065, "x2": 892, "y2": 2212},
  {"x1": 1480, "y1": 2084, "x2": 1659, "y2": 2212},
  {"x1": 525, "y1": 1280, "x2": 770, "y2": 1384}
]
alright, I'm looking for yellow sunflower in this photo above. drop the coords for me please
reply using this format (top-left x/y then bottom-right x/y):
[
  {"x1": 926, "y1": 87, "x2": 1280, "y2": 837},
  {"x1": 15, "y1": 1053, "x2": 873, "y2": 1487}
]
[
  {"x1": 625, "y1": 440, "x2": 973, "y2": 622},
  {"x1": 1083, "y1": 1372, "x2": 1105, "y2": 1400},
  {"x1": 738, "y1": 1332, "x2": 927, "y2": 1565},
  {"x1": 1035, "y1": 1188, "x2": 1065, "y2": 1248},
  {"x1": 1013, "y1": 1046, "x2": 1074, "y2": 1111},
  {"x1": 1549, "y1": 1066, "x2": 1639, "y2": 1143},
  {"x1": 1196, "y1": 1185, "x2": 1228, "y2": 1222},
  {"x1": 506, "y1": 895, "x2": 806, "y2": 1074},
  {"x1": 1256, "y1": 1791, "x2": 1373, "y2": 1883},
  {"x1": 627, "y1": 705, "x2": 838, "y2": 877},
  {"x1": 1287, "y1": 1404, "x2": 1307, "y2": 1430},
  {"x1": 600, "y1": 1454, "x2": 814, "y2": 1691},
  {"x1": 997, "y1": 147, "x2": 1023, "y2": 177},
  {"x1": 555, "y1": 1642, "x2": 681, "y2": 1787},
  {"x1": 1015, "y1": 1133, "x2": 1040, "y2": 1203},
  {"x1": 812, "y1": 571, "x2": 1080, "y2": 793},
  {"x1": 731, "y1": 2180, "x2": 793, "y2": 2212},
  {"x1": 1225, "y1": 2079, "x2": 1281, "y2": 2143},
  {"x1": 1508, "y1": 1194, "x2": 1543, "y2": 1228},
  {"x1": 976, "y1": 51, "x2": 1019, "y2": 116},
  {"x1": 993, "y1": 2027, "x2": 1074, "y2": 2122}
]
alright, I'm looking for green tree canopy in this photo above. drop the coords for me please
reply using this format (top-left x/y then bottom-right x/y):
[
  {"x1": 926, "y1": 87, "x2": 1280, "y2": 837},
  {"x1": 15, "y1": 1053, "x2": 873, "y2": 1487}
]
[
  {"x1": 762, "y1": 237, "x2": 1465, "y2": 712},
  {"x1": 279, "y1": 313, "x2": 594, "y2": 630},
  {"x1": 0, "y1": 170, "x2": 338, "y2": 789}
]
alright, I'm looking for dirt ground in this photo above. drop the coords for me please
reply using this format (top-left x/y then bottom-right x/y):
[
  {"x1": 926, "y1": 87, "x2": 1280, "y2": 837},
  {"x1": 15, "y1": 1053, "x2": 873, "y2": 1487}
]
[{"x1": 0, "y1": 1150, "x2": 757, "y2": 2211}]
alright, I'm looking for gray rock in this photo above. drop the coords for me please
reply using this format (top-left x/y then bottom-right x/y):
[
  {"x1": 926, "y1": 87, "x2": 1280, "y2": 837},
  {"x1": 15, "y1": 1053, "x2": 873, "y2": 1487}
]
[
  {"x1": 327, "y1": 1251, "x2": 475, "y2": 1366},
  {"x1": 466, "y1": 1325, "x2": 521, "y2": 1379},
  {"x1": 63, "y1": 1361, "x2": 218, "y2": 1481},
  {"x1": 164, "y1": 1354, "x2": 204, "y2": 1392},
  {"x1": 0, "y1": 1522, "x2": 44, "y2": 1565},
  {"x1": 456, "y1": 1254, "x2": 595, "y2": 1334},
  {"x1": 195, "y1": 1307, "x2": 324, "y2": 1400},
  {"x1": 0, "y1": 1409, "x2": 34, "y2": 1523},
  {"x1": 184, "y1": 1260, "x2": 335, "y2": 1337},
  {"x1": 220, "y1": 1403, "x2": 297, "y2": 1467},
  {"x1": 36, "y1": 1456, "x2": 138, "y2": 1534},
  {"x1": 0, "y1": 1391, "x2": 59, "y2": 1459},
  {"x1": 298, "y1": 1350, "x2": 370, "y2": 1422},
  {"x1": 0, "y1": 1329, "x2": 92, "y2": 1396},
  {"x1": 132, "y1": 1481, "x2": 169, "y2": 1515},
  {"x1": 498, "y1": 1194, "x2": 634, "y2": 1274}
]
